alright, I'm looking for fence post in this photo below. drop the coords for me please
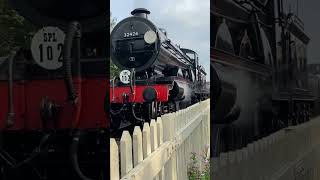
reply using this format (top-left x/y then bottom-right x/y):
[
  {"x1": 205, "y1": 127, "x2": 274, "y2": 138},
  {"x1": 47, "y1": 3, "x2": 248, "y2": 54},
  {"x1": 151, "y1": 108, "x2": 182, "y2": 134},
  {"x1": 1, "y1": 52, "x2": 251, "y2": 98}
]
[
  {"x1": 110, "y1": 138, "x2": 119, "y2": 180},
  {"x1": 157, "y1": 117, "x2": 165, "y2": 180},
  {"x1": 133, "y1": 126, "x2": 143, "y2": 167},
  {"x1": 120, "y1": 131, "x2": 133, "y2": 177},
  {"x1": 157, "y1": 117, "x2": 164, "y2": 146},
  {"x1": 150, "y1": 119, "x2": 159, "y2": 180},
  {"x1": 166, "y1": 149, "x2": 177, "y2": 180},
  {"x1": 161, "y1": 114, "x2": 171, "y2": 142},
  {"x1": 143, "y1": 122, "x2": 151, "y2": 159},
  {"x1": 150, "y1": 119, "x2": 158, "y2": 152}
]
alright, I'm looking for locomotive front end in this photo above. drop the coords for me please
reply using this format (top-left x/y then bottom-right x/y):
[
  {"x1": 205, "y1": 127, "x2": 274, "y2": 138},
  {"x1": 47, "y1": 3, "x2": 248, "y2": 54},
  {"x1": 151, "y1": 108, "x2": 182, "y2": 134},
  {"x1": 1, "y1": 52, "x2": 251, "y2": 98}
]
[
  {"x1": 110, "y1": 8, "x2": 208, "y2": 130},
  {"x1": 111, "y1": 8, "x2": 163, "y2": 72}
]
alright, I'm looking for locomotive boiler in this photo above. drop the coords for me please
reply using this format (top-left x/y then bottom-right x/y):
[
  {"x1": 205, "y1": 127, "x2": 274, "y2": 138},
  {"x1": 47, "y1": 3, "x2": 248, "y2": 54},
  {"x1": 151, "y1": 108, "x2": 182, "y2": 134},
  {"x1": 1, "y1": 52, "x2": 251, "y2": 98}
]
[
  {"x1": 211, "y1": 0, "x2": 313, "y2": 157},
  {"x1": 110, "y1": 8, "x2": 209, "y2": 130},
  {"x1": 0, "y1": 1, "x2": 108, "y2": 179},
  {"x1": 111, "y1": 8, "x2": 193, "y2": 72}
]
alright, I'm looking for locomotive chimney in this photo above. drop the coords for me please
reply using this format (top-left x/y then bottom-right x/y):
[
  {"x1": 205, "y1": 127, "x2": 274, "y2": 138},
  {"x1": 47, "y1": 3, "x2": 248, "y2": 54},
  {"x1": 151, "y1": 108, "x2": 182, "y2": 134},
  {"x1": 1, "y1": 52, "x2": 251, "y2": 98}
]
[
  {"x1": 131, "y1": 8, "x2": 150, "y2": 19},
  {"x1": 159, "y1": 28, "x2": 167, "y2": 36}
]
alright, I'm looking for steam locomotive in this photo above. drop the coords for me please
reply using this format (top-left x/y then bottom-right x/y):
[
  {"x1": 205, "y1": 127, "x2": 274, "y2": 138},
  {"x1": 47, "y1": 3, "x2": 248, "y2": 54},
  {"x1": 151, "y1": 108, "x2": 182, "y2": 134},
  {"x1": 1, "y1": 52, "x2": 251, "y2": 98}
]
[
  {"x1": 211, "y1": 0, "x2": 314, "y2": 157},
  {"x1": 110, "y1": 8, "x2": 209, "y2": 130},
  {"x1": 0, "y1": 0, "x2": 108, "y2": 179}
]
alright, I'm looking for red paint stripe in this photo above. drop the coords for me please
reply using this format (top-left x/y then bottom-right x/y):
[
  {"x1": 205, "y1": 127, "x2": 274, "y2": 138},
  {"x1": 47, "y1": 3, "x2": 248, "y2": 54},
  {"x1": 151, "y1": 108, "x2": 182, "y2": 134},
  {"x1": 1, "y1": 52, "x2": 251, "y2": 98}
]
[{"x1": 110, "y1": 84, "x2": 169, "y2": 103}]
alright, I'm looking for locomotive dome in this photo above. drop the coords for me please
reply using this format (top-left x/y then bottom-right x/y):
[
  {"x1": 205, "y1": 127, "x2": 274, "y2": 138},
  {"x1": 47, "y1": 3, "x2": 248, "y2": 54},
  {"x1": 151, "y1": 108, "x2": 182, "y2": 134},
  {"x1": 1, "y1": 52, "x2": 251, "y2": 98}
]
[{"x1": 111, "y1": 8, "x2": 162, "y2": 72}]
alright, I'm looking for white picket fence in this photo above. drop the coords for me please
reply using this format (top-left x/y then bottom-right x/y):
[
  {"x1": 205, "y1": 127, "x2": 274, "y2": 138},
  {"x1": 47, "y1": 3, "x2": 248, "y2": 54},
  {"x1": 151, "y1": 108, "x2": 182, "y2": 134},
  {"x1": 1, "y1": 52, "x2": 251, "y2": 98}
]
[
  {"x1": 110, "y1": 99, "x2": 210, "y2": 180},
  {"x1": 211, "y1": 116, "x2": 320, "y2": 180}
]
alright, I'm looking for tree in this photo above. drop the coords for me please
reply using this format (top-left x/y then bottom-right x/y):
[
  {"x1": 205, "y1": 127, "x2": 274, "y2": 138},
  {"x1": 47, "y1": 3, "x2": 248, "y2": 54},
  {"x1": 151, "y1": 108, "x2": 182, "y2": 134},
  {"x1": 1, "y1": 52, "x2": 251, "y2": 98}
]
[
  {"x1": 0, "y1": 0, "x2": 36, "y2": 56},
  {"x1": 110, "y1": 13, "x2": 120, "y2": 78},
  {"x1": 110, "y1": 13, "x2": 116, "y2": 32}
]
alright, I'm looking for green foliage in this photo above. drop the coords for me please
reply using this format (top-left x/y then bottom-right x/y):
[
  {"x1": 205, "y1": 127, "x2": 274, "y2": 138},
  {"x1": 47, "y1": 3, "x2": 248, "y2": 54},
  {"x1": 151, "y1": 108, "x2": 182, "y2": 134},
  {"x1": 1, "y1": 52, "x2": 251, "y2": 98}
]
[
  {"x1": 110, "y1": 13, "x2": 117, "y2": 32},
  {"x1": 110, "y1": 13, "x2": 120, "y2": 78},
  {"x1": 110, "y1": 60, "x2": 121, "y2": 78},
  {"x1": 0, "y1": 0, "x2": 36, "y2": 56},
  {"x1": 187, "y1": 145, "x2": 210, "y2": 180}
]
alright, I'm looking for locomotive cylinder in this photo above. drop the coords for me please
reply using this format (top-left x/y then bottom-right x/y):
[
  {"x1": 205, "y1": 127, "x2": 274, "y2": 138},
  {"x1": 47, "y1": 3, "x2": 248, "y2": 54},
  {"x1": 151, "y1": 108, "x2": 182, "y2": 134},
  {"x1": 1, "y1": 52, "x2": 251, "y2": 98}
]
[
  {"x1": 213, "y1": 81, "x2": 239, "y2": 124},
  {"x1": 170, "y1": 81, "x2": 185, "y2": 100}
]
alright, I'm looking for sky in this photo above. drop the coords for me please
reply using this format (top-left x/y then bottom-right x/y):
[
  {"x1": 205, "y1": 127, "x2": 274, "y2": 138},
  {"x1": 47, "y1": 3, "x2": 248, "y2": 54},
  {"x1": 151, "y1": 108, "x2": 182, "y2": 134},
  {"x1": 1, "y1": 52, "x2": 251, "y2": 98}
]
[{"x1": 111, "y1": 0, "x2": 210, "y2": 78}]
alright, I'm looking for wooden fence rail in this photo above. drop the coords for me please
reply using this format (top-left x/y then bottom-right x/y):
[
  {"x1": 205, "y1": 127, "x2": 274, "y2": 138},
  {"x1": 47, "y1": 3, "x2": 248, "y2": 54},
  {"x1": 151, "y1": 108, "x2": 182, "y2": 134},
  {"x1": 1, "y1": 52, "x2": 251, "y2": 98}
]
[{"x1": 110, "y1": 99, "x2": 210, "y2": 180}]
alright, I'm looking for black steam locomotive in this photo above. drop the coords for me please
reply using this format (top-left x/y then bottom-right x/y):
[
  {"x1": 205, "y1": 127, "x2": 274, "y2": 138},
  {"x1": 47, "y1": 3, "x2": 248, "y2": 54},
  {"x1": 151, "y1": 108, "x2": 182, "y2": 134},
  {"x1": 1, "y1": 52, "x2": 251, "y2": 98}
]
[
  {"x1": 110, "y1": 8, "x2": 209, "y2": 129},
  {"x1": 211, "y1": 0, "x2": 314, "y2": 156}
]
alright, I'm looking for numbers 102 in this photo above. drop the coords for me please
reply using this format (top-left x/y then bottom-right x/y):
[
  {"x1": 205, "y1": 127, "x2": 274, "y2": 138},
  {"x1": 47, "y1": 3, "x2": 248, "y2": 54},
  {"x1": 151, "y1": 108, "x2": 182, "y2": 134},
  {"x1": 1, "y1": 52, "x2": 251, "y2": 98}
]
[{"x1": 38, "y1": 44, "x2": 63, "y2": 62}]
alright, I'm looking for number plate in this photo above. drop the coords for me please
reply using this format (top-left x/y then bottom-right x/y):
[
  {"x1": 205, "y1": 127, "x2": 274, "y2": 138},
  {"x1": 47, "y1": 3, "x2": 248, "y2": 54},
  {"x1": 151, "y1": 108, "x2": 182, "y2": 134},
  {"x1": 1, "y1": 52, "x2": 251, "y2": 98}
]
[
  {"x1": 124, "y1": 32, "x2": 139, "y2": 38},
  {"x1": 119, "y1": 70, "x2": 131, "y2": 84},
  {"x1": 31, "y1": 27, "x2": 65, "y2": 70}
]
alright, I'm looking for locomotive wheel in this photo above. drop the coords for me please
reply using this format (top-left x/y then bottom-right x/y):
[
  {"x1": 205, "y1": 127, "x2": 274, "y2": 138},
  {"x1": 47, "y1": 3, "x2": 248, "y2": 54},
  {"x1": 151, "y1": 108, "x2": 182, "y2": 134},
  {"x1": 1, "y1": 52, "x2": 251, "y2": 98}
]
[
  {"x1": 303, "y1": 110, "x2": 308, "y2": 122},
  {"x1": 158, "y1": 102, "x2": 165, "y2": 115},
  {"x1": 167, "y1": 102, "x2": 176, "y2": 113},
  {"x1": 271, "y1": 110, "x2": 280, "y2": 131},
  {"x1": 308, "y1": 109, "x2": 311, "y2": 121},
  {"x1": 305, "y1": 104, "x2": 310, "y2": 122},
  {"x1": 302, "y1": 110, "x2": 306, "y2": 123},
  {"x1": 175, "y1": 102, "x2": 180, "y2": 111},
  {"x1": 298, "y1": 105, "x2": 303, "y2": 123},
  {"x1": 147, "y1": 101, "x2": 157, "y2": 120},
  {"x1": 293, "y1": 114, "x2": 296, "y2": 125}
]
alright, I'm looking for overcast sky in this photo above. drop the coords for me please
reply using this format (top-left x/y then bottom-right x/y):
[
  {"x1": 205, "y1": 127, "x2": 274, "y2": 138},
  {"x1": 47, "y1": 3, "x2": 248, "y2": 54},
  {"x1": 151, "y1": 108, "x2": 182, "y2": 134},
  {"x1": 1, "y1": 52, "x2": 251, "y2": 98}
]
[{"x1": 111, "y1": 0, "x2": 210, "y2": 78}]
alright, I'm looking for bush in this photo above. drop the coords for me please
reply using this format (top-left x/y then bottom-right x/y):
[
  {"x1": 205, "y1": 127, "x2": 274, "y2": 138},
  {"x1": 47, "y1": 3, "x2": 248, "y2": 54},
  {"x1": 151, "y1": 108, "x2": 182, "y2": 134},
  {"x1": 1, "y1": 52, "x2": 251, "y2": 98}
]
[{"x1": 187, "y1": 145, "x2": 210, "y2": 180}]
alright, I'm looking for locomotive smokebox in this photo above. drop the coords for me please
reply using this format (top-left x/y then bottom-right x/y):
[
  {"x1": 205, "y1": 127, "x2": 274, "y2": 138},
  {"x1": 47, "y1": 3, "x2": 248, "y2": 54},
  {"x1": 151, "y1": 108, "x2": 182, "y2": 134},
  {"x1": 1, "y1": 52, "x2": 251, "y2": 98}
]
[
  {"x1": 111, "y1": 8, "x2": 191, "y2": 72},
  {"x1": 111, "y1": 9, "x2": 161, "y2": 72},
  {"x1": 131, "y1": 8, "x2": 150, "y2": 19}
]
